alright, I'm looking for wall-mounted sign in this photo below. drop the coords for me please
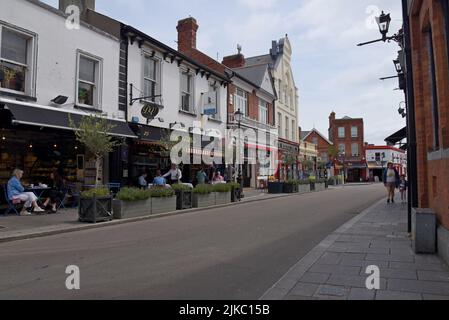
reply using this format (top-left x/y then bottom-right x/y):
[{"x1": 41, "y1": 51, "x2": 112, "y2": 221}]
[{"x1": 141, "y1": 103, "x2": 160, "y2": 120}]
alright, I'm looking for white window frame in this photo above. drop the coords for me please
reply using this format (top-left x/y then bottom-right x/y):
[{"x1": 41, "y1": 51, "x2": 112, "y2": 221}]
[
  {"x1": 291, "y1": 119, "x2": 295, "y2": 141},
  {"x1": 258, "y1": 98, "x2": 268, "y2": 125},
  {"x1": 180, "y1": 68, "x2": 195, "y2": 114},
  {"x1": 234, "y1": 87, "x2": 248, "y2": 117},
  {"x1": 278, "y1": 112, "x2": 282, "y2": 137},
  {"x1": 142, "y1": 53, "x2": 162, "y2": 104},
  {"x1": 285, "y1": 116, "x2": 289, "y2": 140},
  {"x1": 208, "y1": 81, "x2": 220, "y2": 120},
  {"x1": 351, "y1": 126, "x2": 358, "y2": 138},
  {"x1": 76, "y1": 50, "x2": 103, "y2": 110},
  {"x1": 338, "y1": 127, "x2": 345, "y2": 138},
  {"x1": 352, "y1": 143, "x2": 359, "y2": 157},
  {"x1": 339, "y1": 144, "x2": 346, "y2": 155},
  {"x1": 0, "y1": 23, "x2": 37, "y2": 97}
]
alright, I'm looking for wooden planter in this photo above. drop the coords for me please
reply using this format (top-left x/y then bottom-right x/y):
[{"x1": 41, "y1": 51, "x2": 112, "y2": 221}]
[
  {"x1": 112, "y1": 199, "x2": 151, "y2": 220},
  {"x1": 175, "y1": 190, "x2": 193, "y2": 210},
  {"x1": 151, "y1": 196, "x2": 177, "y2": 215},
  {"x1": 298, "y1": 184, "x2": 311, "y2": 194},
  {"x1": 215, "y1": 192, "x2": 231, "y2": 205},
  {"x1": 193, "y1": 193, "x2": 216, "y2": 208},
  {"x1": 79, "y1": 195, "x2": 113, "y2": 223},
  {"x1": 268, "y1": 182, "x2": 284, "y2": 194}
]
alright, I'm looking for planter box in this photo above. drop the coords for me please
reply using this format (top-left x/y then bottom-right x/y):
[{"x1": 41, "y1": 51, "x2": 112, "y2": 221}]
[
  {"x1": 151, "y1": 196, "x2": 177, "y2": 215},
  {"x1": 175, "y1": 190, "x2": 193, "y2": 210},
  {"x1": 112, "y1": 199, "x2": 151, "y2": 220},
  {"x1": 268, "y1": 182, "x2": 284, "y2": 194},
  {"x1": 79, "y1": 196, "x2": 113, "y2": 223},
  {"x1": 310, "y1": 182, "x2": 316, "y2": 192},
  {"x1": 298, "y1": 184, "x2": 311, "y2": 194},
  {"x1": 231, "y1": 187, "x2": 242, "y2": 203},
  {"x1": 215, "y1": 192, "x2": 231, "y2": 205},
  {"x1": 315, "y1": 183, "x2": 326, "y2": 192},
  {"x1": 283, "y1": 183, "x2": 298, "y2": 194},
  {"x1": 193, "y1": 193, "x2": 216, "y2": 208}
]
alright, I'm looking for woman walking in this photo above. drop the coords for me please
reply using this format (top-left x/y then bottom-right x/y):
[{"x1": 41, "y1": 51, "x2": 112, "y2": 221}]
[{"x1": 383, "y1": 163, "x2": 400, "y2": 204}]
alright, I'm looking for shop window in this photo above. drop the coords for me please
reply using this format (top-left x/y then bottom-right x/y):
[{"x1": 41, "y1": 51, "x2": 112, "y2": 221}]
[
  {"x1": 180, "y1": 70, "x2": 194, "y2": 113},
  {"x1": 0, "y1": 24, "x2": 36, "y2": 96},
  {"x1": 143, "y1": 55, "x2": 161, "y2": 103},
  {"x1": 427, "y1": 30, "x2": 440, "y2": 150},
  {"x1": 76, "y1": 51, "x2": 102, "y2": 109},
  {"x1": 259, "y1": 98, "x2": 268, "y2": 124}
]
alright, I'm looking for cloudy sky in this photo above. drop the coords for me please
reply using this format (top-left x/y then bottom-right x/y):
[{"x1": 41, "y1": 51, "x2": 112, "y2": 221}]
[{"x1": 43, "y1": 0, "x2": 406, "y2": 145}]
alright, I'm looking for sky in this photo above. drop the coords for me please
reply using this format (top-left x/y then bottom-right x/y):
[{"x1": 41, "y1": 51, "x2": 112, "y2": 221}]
[{"x1": 42, "y1": 0, "x2": 406, "y2": 145}]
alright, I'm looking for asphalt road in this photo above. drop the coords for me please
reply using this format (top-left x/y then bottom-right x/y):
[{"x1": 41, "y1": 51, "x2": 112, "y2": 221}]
[{"x1": 0, "y1": 184, "x2": 386, "y2": 300}]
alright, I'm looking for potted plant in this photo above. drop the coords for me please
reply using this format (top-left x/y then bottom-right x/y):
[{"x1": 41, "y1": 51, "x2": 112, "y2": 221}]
[
  {"x1": 192, "y1": 184, "x2": 215, "y2": 208},
  {"x1": 228, "y1": 182, "x2": 242, "y2": 202},
  {"x1": 150, "y1": 188, "x2": 176, "y2": 215},
  {"x1": 309, "y1": 176, "x2": 316, "y2": 192},
  {"x1": 212, "y1": 183, "x2": 232, "y2": 205},
  {"x1": 78, "y1": 87, "x2": 88, "y2": 105},
  {"x1": 283, "y1": 180, "x2": 298, "y2": 194},
  {"x1": 268, "y1": 181, "x2": 284, "y2": 194},
  {"x1": 78, "y1": 187, "x2": 113, "y2": 223},
  {"x1": 315, "y1": 179, "x2": 327, "y2": 192},
  {"x1": 171, "y1": 183, "x2": 193, "y2": 210},
  {"x1": 113, "y1": 187, "x2": 151, "y2": 219},
  {"x1": 298, "y1": 180, "x2": 311, "y2": 194},
  {"x1": 69, "y1": 115, "x2": 122, "y2": 223}
]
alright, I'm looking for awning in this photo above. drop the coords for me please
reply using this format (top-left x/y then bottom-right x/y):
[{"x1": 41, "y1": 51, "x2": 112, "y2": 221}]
[
  {"x1": 5, "y1": 103, "x2": 137, "y2": 139},
  {"x1": 385, "y1": 127, "x2": 407, "y2": 145}
]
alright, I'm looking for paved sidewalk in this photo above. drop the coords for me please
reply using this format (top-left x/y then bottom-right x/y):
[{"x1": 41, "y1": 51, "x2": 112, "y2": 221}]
[{"x1": 261, "y1": 195, "x2": 449, "y2": 300}]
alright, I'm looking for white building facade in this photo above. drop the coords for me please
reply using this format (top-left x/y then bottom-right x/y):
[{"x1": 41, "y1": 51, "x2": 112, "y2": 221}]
[{"x1": 366, "y1": 146, "x2": 407, "y2": 182}]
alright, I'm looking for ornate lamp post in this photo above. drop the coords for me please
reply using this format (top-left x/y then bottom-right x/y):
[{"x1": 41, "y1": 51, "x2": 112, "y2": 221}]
[{"x1": 234, "y1": 109, "x2": 244, "y2": 193}]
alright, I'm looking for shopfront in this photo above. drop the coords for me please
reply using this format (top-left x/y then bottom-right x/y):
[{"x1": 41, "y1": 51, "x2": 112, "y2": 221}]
[{"x1": 277, "y1": 139, "x2": 300, "y2": 182}]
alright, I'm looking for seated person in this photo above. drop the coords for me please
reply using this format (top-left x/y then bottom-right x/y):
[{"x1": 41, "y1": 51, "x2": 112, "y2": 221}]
[
  {"x1": 138, "y1": 171, "x2": 148, "y2": 189},
  {"x1": 7, "y1": 169, "x2": 44, "y2": 215},
  {"x1": 152, "y1": 170, "x2": 167, "y2": 187},
  {"x1": 42, "y1": 171, "x2": 67, "y2": 214},
  {"x1": 212, "y1": 171, "x2": 224, "y2": 184}
]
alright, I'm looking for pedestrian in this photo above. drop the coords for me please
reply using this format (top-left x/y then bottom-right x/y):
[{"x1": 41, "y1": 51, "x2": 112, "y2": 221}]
[
  {"x1": 7, "y1": 169, "x2": 45, "y2": 215},
  {"x1": 163, "y1": 164, "x2": 182, "y2": 185},
  {"x1": 399, "y1": 174, "x2": 408, "y2": 203},
  {"x1": 212, "y1": 171, "x2": 224, "y2": 184},
  {"x1": 196, "y1": 168, "x2": 208, "y2": 185},
  {"x1": 138, "y1": 171, "x2": 148, "y2": 189},
  {"x1": 152, "y1": 170, "x2": 167, "y2": 187},
  {"x1": 383, "y1": 162, "x2": 400, "y2": 204}
]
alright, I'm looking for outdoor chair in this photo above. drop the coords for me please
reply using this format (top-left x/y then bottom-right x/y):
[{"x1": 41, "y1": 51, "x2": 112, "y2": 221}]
[
  {"x1": 57, "y1": 183, "x2": 80, "y2": 209},
  {"x1": 107, "y1": 183, "x2": 121, "y2": 196},
  {"x1": 3, "y1": 184, "x2": 23, "y2": 216}
]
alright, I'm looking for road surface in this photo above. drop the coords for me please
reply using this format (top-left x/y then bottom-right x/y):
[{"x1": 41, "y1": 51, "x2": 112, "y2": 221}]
[{"x1": 0, "y1": 184, "x2": 386, "y2": 299}]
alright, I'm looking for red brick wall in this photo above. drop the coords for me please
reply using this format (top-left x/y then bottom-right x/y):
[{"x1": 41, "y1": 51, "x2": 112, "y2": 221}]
[
  {"x1": 329, "y1": 116, "x2": 365, "y2": 161},
  {"x1": 304, "y1": 132, "x2": 332, "y2": 159},
  {"x1": 410, "y1": 0, "x2": 449, "y2": 229}
]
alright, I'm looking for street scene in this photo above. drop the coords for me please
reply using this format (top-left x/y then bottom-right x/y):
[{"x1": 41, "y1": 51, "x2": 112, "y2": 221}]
[{"x1": 1, "y1": 0, "x2": 449, "y2": 304}]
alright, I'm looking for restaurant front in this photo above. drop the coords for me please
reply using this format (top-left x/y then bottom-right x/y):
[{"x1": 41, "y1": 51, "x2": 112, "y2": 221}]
[{"x1": 277, "y1": 139, "x2": 300, "y2": 182}]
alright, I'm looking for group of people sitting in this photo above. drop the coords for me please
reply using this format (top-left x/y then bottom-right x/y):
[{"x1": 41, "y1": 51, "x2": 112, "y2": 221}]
[{"x1": 6, "y1": 169, "x2": 68, "y2": 216}]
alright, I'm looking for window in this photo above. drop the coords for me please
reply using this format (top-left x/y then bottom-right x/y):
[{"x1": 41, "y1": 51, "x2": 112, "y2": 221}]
[
  {"x1": 351, "y1": 126, "x2": 358, "y2": 138},
  {"x1": 312, "y1": 137, "x2": 318, "y2": 145},
  {"x1": 180, "y1": 70, "x2": 194, "y2": 113},
  {"x1": 259, "y1": 99, "x2": 268, "y2": 124},
  {"x1": 292, "y1": 119, "x2": 295, "y2": 141},
  {"x1": 278, "y1": 80, "x2": 282, "y2": 102},
  {"x1": 0, "y1": 25, "x2": 35, "y2": 95},
  {"x1": 235, "y1": 88, "x2": 248, "y2": 116},
  {"x1": 339, "y1": 144, "x2": 345, "y2": 155},
  {"x1": 338, "y1": 127, "x2": 345, "y2": 138},
  {"x1": 144, "y1": 55, "x2": 161, "y2": 103},
  {"x1": 285, "y1": 116, "x2": 289, "y2": 140},
  {"x1": 207, "y1": 82, "x2": 219, "y2": 120},
  {"x1": 351, "y1": 143, "x2": 359, "y2": 157},
  {"x1": 278, "y1": 112, "x2": 282, "y2": 137},
  {"x1": 427, "y1": 30, "x2": 440, "y2": 150},
  {"x1": 77, "y1": 51, "x2": 102, "y2": 108}
]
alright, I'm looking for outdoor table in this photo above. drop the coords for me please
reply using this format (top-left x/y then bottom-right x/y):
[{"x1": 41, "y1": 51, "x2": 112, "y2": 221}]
[{"x1": 25, "y1": 186, "x2": 51, "y2": 202}]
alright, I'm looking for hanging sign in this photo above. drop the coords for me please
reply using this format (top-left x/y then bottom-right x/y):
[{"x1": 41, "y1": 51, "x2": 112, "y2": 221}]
[{"x1": 141, "y1": 103, "x2": 160, "y2": 120}]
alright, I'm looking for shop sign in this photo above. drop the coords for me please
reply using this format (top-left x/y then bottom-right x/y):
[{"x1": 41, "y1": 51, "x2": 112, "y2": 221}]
[
  {"x1": 278, "y1": 141, "x2": 299, "y2": 154},
  {"x1": 141, "y1": 103, "x2": 160, "y2": 120}
]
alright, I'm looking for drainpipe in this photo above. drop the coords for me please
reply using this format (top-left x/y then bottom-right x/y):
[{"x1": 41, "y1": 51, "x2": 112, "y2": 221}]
[{"x1": 402, "y1": 0, "x2": 418, "y2": 233}]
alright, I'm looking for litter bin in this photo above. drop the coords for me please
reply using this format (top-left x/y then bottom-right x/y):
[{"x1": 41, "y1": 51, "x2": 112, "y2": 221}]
[{"x1": 412, "y1": 208, "x2": 436, "y2": 254}]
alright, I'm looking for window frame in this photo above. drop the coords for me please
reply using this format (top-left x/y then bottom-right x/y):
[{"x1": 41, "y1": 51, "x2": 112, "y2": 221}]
[
  {"x1": 427, "y1": 29, "x2": 440, "y2": 150},
  {"x1": 76, "y1": 50, "x2": 103, "y2": 110},
  {"x1": 142, "y1": 53, "x2": 162, "y2": 104},
  {"x1": 234, "y1": 87, "x2": 248, "y2": 117},
  {"x1": 258, "y1": 98, "x2": 268, "y2": 125},
  {"x1": 338, "y1": 127, "x2": 345, "y2": 138},
  {"x1": 207, "y1": 81, "x2": 220, "y2": 120},
  {"x1": 0, "y1": 23, "x2": 37, "y2": 97},
  {"x1": 351, "y1": 143, "x2": 359, "y2": 157},
  {"x1": 285, "y1": 116, "x2": 289, "y2": 140},
  {"x1": 351, "y1": 126, "x2": 358, "y2": 138},
  {"x1": 180, "y1": 68, "x2": 195, "y2": 114},
  {"x1": 339, "y1": 144, "x2": 346, "y2": 155}
]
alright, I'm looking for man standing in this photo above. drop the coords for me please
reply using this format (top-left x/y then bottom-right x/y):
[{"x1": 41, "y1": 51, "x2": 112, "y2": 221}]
[
  {"x1": 163, "y1": 164, "x2": 182, "y2": 185},
  {"x1": 138, "y1": 171, "x2": 148, "y2": 189},
  {"x1": 383, "y1": 162, "x2": 400, "y2": 204}
]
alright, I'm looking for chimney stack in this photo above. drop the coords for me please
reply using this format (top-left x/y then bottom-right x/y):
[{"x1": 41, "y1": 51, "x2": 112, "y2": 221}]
[
  {"x1": 270, "y1": 40, "x2": 277, "y2": 57},
  {"x1": 222, "y1": 45, "x2": 245, "y2": 68},
  {"x1": 177, "y1": 17, "x2": 199, "y2": 53}
]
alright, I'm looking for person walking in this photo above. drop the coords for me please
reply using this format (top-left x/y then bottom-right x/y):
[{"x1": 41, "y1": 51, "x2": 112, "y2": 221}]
[
  {"x1": 7, "y1": 169, "x2": 45, "y2": 215},
  {"x1": 383, "y1": 162, "x2": 400, "y2": 204},
  {"x1": 163, "y1": 164, "x2": 182, "y2": 185},
  {"x1": 399, "y1": 174, "x2": 408, "y2": 204}
]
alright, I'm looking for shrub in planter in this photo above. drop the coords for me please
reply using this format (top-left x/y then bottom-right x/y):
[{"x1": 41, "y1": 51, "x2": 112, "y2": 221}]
[
  {"x1": 315, "y1": 179, "x2": 327, "y2": 192},
  {"x1": 79, "y1": 187, "x2": 113, "y2": 223},
  {"x1": 212, "y1": 184, "x2": 232, "y2": 205},
  {"x1": 113, "y1": 188, "x2": 151, "y2": 219},
  {"x1": 150, "y1": 188, "x2": 176, "y2": 214},
  {"x1": 268, "y1": 181, "x2": 284, "y2": 194},
  {"x1": 298, "y1": 180, "x2": 311, "y2": 194},
  {"x1": 228, "y1": 182, "x2": 242, "y2": 202},
  {"x1": 283, "y1": 180, "x2": 298, "y2": 193},
  {"x1": 193, "y1": 184, "x2": 215, "y2": 208},
  {"x1": 171, "y1": 183, "x2": 193, "y2": 210}
]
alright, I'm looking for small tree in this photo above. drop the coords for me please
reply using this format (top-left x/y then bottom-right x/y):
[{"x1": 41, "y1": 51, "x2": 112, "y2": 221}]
[{"x1": 69, "y1": 115, "x2": 122, "y2": 186}]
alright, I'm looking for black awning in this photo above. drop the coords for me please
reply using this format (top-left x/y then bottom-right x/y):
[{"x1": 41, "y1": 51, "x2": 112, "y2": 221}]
[
  {"x1": 5, "y1": 103, "x2": 137, "y2": 139},
  {"x1": 385, "y1": 127, "x2": 407, "y2": 145},
  {"x1": 400, "y1": 144, "x2": 408, "y2": 151}
]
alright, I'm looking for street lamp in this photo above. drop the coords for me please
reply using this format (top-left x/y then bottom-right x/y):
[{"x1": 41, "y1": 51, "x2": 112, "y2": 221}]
[
  {"x1": 398, "y1": 101, "x2": 407, "y2": 118},
  {"x1": 234, "y1": 109, "x2": 244, "y2": 192},
  {"x1": 376, "y1": 11, "x2": 392, "y2": 41}
]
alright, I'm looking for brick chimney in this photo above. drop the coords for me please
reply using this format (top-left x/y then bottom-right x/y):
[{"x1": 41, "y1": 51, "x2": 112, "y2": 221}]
[
  {"x1": 329, "y1": 112, "x2": 336, "y2": 126},
  {"x1": 177, "y1": 17, "x2": 199, "y2": 53},
  {"x1": 59, "y1": 0, "x2": 95, "y2": 18},
  {"x1": 222, "y1": 53, "x2": 245, "y2": 68}
]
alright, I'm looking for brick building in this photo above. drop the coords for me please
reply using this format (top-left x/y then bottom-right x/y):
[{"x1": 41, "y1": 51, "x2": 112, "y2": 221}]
[
  {"x1": 407, "y1": 0, "x2": 449, "y2": 264},
  {"x1": 301, "y1": 128, "x2": 334, "y2": 178},
  {"x1": 328, "y1": 112, "x2": 367, "y2": 182},
  {"x1": 177, "y1": 17, "x2": 278, "y2": 188}
]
